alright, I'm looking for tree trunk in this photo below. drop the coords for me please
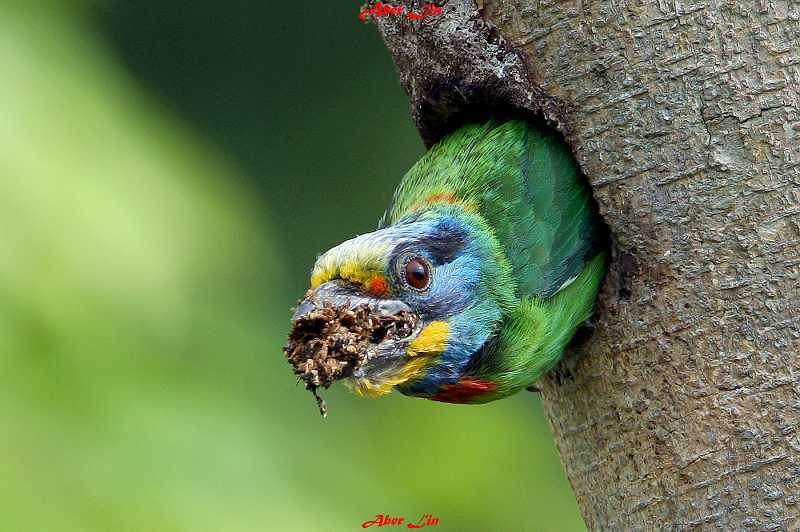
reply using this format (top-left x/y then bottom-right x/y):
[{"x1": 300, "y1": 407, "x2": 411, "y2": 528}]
[{"x1": 366, "y1": 1, "x2": 800, "y2": 530}]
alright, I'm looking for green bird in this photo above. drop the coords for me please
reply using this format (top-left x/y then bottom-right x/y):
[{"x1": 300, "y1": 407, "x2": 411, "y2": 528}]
[{"x1": 287, "y1": 119, "x2": 606, "y2": 408}]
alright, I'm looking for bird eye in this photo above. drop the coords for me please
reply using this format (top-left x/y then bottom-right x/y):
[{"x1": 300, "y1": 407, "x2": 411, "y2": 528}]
[{"x1": 404, "y1": 257, "x2": 430, "y2": 291}]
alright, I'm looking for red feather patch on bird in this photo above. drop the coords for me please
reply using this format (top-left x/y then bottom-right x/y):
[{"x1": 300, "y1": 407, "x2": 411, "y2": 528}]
[
  {"x1": 368, "y1": 276, "x2": 390, "y2": 297},
  {"x1": 429, "y1": 378, "x2": 498, "y2": 404},
  {"x1": 409, "y1": 191, "x2": 456, "y2": 213}
]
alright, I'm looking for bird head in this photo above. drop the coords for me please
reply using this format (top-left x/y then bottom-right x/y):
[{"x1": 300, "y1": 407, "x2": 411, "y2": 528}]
[
  {"x1": 290, "y1": 203, "x2": 516, "y2": 402},
  {"x1": 287, "y1": 120, "x2": 606, "y2": 413}
]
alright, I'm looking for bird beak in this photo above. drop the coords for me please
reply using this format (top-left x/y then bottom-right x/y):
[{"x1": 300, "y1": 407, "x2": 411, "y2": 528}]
[
  {"x1": 287, "y1": 280, "x2": 426, "y2": 399},
  {"x1": 291, "y1": 280, "x2": 412, "y2": 322}
]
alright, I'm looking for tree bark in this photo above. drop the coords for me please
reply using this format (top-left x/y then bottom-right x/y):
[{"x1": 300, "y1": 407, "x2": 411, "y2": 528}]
[{"x1": 367, "y1": 1, "x2": 800, "y2": 530}]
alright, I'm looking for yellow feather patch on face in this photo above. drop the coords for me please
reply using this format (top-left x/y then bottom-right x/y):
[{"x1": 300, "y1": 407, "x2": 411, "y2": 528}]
[
  {"x1": 309, "y1": 265, "x2": 334, "y2": 290},
  {"x1": 345, "y1": 320, "x2": 450, "y2": 397},
  {"x1": 347, "y1": 356, "x2": 431, "y2": 397},
  {"x1": 311, "y1": 267, "x2": 391, "y2": 296},
  {"x1": 409, "y1": 320, "x2": 450, "y2": 355},
  {"x1": 309, "y1": 235, "x2": 394, "y2": 291}
]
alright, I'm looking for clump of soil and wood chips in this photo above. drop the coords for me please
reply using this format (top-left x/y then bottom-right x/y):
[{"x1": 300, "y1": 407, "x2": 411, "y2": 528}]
[{"x1": 285, "y1": 293, "x2": 416, "y2": 416}]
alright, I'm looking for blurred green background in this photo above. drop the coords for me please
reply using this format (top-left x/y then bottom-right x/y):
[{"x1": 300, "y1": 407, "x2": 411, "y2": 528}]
[{"x1": 0, "y1": 1, "x2": 586, "y2": 530}]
